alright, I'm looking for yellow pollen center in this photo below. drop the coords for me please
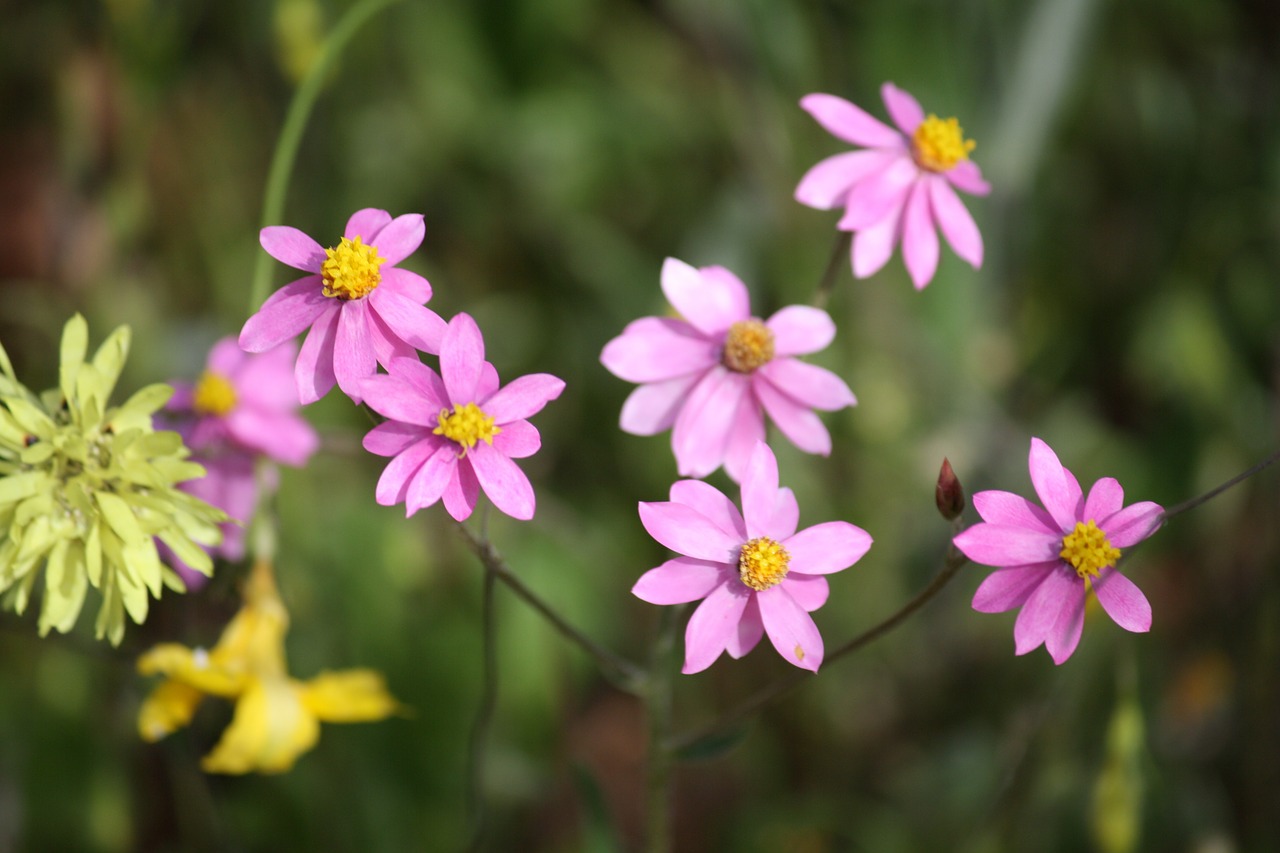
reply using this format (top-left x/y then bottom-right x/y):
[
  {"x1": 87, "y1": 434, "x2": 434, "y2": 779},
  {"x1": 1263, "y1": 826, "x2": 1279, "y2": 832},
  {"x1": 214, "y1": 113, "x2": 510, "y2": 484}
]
[
  {"x1": 722, "y1": 320, "x2": 775, "y2": 373},
  {"x1": 912, "y1": 114, "x2": 976, "y2": 172},
  {"x1": 321, "y1": 235, "x2": 385, "y2": 300},
  {"x1": 1059, "y1": 520, "x2": 1121, "y2": 579},
  {"x1": 192, "y1": 371, "x2": 236, "y2": 417},
  {"x1": 738, "y1": 537, "x2": 790, "y2": 591},
  {"x1": 433, "y1": 402, "x2": 501, "y2": 454}
]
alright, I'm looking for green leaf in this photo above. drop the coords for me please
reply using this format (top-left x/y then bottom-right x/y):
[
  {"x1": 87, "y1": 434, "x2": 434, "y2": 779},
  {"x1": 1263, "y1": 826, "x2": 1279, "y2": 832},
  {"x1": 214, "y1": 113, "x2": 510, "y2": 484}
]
[
  {"x1": 89, "y1": 324, "x2": 131, "y2": 398},
  {"x1": 59, "y1": 314, "x2": 89, "y2": 403},
  {"x1": 113, "y1": 383, "x2": 174, "y2": 425},
  {"x1": 0, "y1": 471, "x2": 48, "y2": 507},
  {"x1": 95, "y1": 491, "x2": 146, "y2": 546}
]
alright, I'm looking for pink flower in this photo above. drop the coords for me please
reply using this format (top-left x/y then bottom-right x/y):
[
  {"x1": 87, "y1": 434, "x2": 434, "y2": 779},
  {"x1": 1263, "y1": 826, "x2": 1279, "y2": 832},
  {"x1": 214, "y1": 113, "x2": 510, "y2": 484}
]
[
  {"x1": 239, "y1": 208, "x2": 447, "y2": 405},
  {"x1": 795, "y1": 83, "x2": 991, "y2": 289},
  {"x1": 632, "y1": 442, "x2": 872, "y2": 673},
  {"x1": 600, "y1": 258, "x2": 856, "y2": 482},
  {"x1": 166, "y1": 451, "x2": 267, "y2": 589},
  {"x1": 361, "y1": 313, "x2": 565, "y2": 522},
  {"x1": 952, "y1": 438, "x2": 1163, "y2": 664}
]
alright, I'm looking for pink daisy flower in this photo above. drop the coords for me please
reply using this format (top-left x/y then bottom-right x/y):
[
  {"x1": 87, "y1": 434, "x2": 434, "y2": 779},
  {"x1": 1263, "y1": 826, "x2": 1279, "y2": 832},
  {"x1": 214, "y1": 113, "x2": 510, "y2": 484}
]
[
  {"x1": 600, "y1": 257, "x2": 856, "y2": 482},
  {"x1": 952, "y1": 438, "x2": 1164, "y2": 665},
  {"x1": 239, "y1": 208, "x2": 447, "y2": 405},
  {"x1": 633, "y1": 442, "x2": 872, "y2": 674},
  {"x1": 795, "y1": 82, "x2": 991, "y2": 289},
  {"x1": 360, "y1": 313, "x2": 565, "y2": 522}
]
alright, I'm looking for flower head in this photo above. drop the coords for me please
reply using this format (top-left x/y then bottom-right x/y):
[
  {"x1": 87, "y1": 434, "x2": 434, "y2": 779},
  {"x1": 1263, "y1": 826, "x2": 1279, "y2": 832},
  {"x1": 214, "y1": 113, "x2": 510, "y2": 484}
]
[
  {"x1": 239, "y1": 208, "x2": 448, "y2": 405},
  {"x1": 600, "y1": 258, "x2": 856, "y2": 481},
  {"x1": 796, "y1": 83, "x2": 991, "y2": 289},
  {"x1": 632, "y1": 442, "x2": 872, "y2": 673},
  {"x1": 361, "y1": 313, "x2": 565, "y2": 522},
  {"x1": 953, "y1": 438, "x2": 1163, "y2": 664},
  {"x1": 137, "y1": 558, "x2": 404, "y2": 774},
  {"x1": 0, "y1": 315, "x2": 226, "y2": 645}
]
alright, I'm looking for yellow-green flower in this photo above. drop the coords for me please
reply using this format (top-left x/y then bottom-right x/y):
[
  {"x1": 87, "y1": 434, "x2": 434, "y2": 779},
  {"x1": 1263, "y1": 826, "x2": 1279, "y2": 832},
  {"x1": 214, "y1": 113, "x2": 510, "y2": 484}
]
[
  {"x1": 137, "y1": 558, "x2": 404, "y2": 774},
  {"x1": 0, "y1": 315, "x2": 227, "y2": 644}
]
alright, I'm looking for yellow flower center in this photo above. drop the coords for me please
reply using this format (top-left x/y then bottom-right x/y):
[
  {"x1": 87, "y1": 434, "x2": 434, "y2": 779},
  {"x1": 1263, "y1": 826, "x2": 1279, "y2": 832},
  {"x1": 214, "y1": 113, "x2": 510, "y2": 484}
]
[
  {"x1": 738, "y1": 537, "x2": 790, "y2": 591},
  {"x1": 433, "y1": 402, "x2": 501, "y2": 454},
  {"x1": 912, "y1": 114, "x2": 976, "y2": 173},
  {"x1": 1059, "y1": 520, "x2": 1121, "y2": 580},
  {"x1": 722, "y1": 320, "x2": 775, "y2": 374},
  {"x1": 321, "y1": 236, "x2": 385, "y2": 300},
  {"x1": 193, "y1": 371, "x2": 237, "y2": 417}
]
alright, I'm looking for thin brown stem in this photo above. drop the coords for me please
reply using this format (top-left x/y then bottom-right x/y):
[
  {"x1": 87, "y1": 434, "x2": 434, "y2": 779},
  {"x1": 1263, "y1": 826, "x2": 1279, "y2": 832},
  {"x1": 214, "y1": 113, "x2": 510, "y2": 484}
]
[
  {"x1": 1160, "y1": 447, "x2": 1280, "y2": 520},
  {"x1": 812, "y1": 231, "x2": 852, "y2": 310}
]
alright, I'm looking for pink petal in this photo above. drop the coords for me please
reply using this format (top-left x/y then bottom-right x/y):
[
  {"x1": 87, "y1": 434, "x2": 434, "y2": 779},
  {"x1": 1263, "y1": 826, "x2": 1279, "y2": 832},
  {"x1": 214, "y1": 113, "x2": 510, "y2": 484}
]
[
  {"x1": 795, "y1": 149, "x2": 901, "y2": 210},
  {"x1": 668, "y1": 480, "x2": 746, "y2": 540},
  {"x1": 333, "y1": 301, "x2": 376, "y2": 403},
  {"x1": 469, "y1": 443, "x2": 535, "y2": 520},
  {"x1": 368, "y1": 288, "x2": 446, "y2": 355},
  {"x1": 682, "y1": 583, "x2": 751, "y2": 674},
  {"x1": 361, "y1": 373, "x2": 439, "y2": 426},
  {"x1": 1092, "y1": 568, "x2": 1152, "y2": 633},
  {"x1": 476, "y1": 362, "x2": 501, "y2": 402},
  {"x1": 1028, "y1": 438, "x2": 1083, "y2": 531},
  {"x1": 405, "y1": 445, "x2": 455, "y2": 515},
  {"x1": 1045, "y1": 586, "x2": 1086, "y2": 664},
  {"x1": 757, "y1": 359, "x2": 855, "y2": 411},
  {"x1": 260, "y1": 226, "x2": 325, "y2": 272},
  {"x1": 387, "y1": 357, "x2": 448, "y2": 409},
  {"x1": 757, "y1": 586, "x2": 823, "y2": 671},
  {"x1": 767, "y1": 487, "x2": 800, "y2": 541},
  {"x1": 952, "y1": 523, "x2": 1060, "y2": 567},
  {"x1": 367, "y1": 308, "x2": 419, "y2": 368},
  {"x1": 725, "y1": 595, "x2": 765, "y2": 658},
  {"x1": 294, "y1": 304, "x2": 340, "y2": 404},
  {"x1": 765, "y1": 306, "x2": 836, "y2": 357},
  {"x1": 901, "y1": 179, "x2": 939, "y2": 290},
  {"x1": 1100, "y1": 502, "x2": 1164, "y2": 548},
  {"x1": 442, "y1": 460, "x2": 480, "y2": 522},
  {"x1": 779, "y1": 573, "x2": 829, "y2": 612},
  {"x1": 363, "y1": 420, "x2": 425, "y2": 457},
  {"x1": 492, "y1": 420, "x2": 540, "y2": 459},
  {"x1": 374, "y1": 439, "x2": 438, "y2": 506},
  {"x1": 369, "y1": 213, "x2": 425, "y2": 266},
  {"x1": 379, "y1": 266, "x2": 432, "y2": 304},
  {"x1": 344, "y1": 209, "x2": 392, "y2": 242},
  {"x1": 850, "y1": 204, "x2": 902, "y2": 279},
  {"x1": 660, "y1": 258, "x2": 749, "y2": 337},
  {"x1": 1083, "y1": 478, "x2": 1124, "y2": 524},
  {"x1": 739, "y1": 441, "x2": 780, "y2": 539},
  {"x1": 782, "y1": 521, "x2": 872, "y2": 575},
  {"x1": 671, "y1": 368, "x2": 749, "y2": 478},
  {"x1": 618, "y1": 375, "x2": 701, "y2": 436},
  {"x1": 721, "y1": 392, "x2": 767, "y2": 485},
  {"x1": 224, "y1": 409, "x2": 318, "y2": 466},
  {"x1": 754, "y1": 379, "x2": 831, "y2": 455},
  {"x1": 600, "y1": 317, "x2": 718, "y2": 383},
  {"x1": 799, "y1": 93, "x2": 902, "y2": 149},
  {"x1": 632, "y1": 557, "x2": 730, "y2": 605},
  {"x1": 483, "y1": 374, "x2": 566, "y2": 423},
  {"x1": 234, "y1": 342, "x2": 301, "y2": 410},
  {"x1": 929, "y1": 177, "x2": 983, "y2": 269},
  {"x1": 880, "y1": 82, "x2": 925, "y2": 135},
  {"x1": 1012, "y1": 567, "x2": 1079, "y2": 657},
  {"x1": 971, "y1": 564, "x2": 1055, "y2": 613},
  {"x1": 946, "y1": 160, "x2": 991, "y2": 196},
  {"x1": 638, "y1": 501, "x2": 742, "y2": 563},
  {"x1": 239, "y1": 278, "x2": 329, "y2": 352},
  {"x1": 442, "y1": 313, "x2": 485, "y2": 404},
  {"x1": 837, "y1": 156, "x2": 918, "y2": 232},
  {"x1": 972, "y1": 490, "x2": 1059, "y2": 533},
  {"x1": 207, "y1": 337, "x2": 247, "y2": 376}
]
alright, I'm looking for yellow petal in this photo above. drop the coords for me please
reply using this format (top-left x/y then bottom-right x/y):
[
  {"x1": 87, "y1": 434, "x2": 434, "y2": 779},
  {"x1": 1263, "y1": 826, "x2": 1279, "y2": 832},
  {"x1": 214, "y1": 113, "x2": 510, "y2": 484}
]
[
  {"x1": 201, "y1": 678, "x2": 319, "y2": 775},
  {"x1": 301, "y1": 669, "x2": 405, "y2": 723},
  {"x1": 137, "y1": 643, "x2": 245, "y2": 698},
  {"x1": 137, "y1": 680, "x2": 204, "y2": 742}
]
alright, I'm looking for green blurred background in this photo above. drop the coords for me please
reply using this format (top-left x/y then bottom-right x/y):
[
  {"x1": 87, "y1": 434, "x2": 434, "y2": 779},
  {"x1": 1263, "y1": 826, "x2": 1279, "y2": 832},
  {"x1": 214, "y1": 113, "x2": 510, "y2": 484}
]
[{"x1": 1, "y1": 0, "x2": 1277, "y2": 850}]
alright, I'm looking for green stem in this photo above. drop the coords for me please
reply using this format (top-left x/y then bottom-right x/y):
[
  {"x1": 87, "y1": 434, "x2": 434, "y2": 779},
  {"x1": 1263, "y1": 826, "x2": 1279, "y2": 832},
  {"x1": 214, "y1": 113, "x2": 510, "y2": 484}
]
[
  {"x1": 249, "y1": 0, "x2": 405, "y2": 312},
  {"x1": 812, "y1": 230, "x2": 851, "y2": 310},
  {"x1": 465, "y1": 562, "x2": 498, "y2": 853},
  {"x1": 644, "y1": 606, "x2": 681, "y2": 853},
  {"x1": 1160, "y1": 447, "x2": 1280, "y2": 521}
]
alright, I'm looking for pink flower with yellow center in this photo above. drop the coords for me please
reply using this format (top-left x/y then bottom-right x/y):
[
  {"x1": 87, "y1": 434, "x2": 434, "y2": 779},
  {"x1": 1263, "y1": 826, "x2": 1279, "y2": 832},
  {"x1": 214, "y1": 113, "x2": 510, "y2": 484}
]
[
  {"x1": 953, "y1": 438, "x2": 1164, "y2": 664},
  {"x1": 361, "y1": 313, "x2": 565, "y2": 522},
  {"x1": 633, "y1": 442, "x2": 872, "y2": 673},
  {"x1": 796, "y1": 83, "x2": 991, "y2": 289},
  {"x1": 600, "y1": 258, "x2": 856, "y2": 482},
  {"x1": 239, "y1": 208, "x2": 447, "y2": 405}
]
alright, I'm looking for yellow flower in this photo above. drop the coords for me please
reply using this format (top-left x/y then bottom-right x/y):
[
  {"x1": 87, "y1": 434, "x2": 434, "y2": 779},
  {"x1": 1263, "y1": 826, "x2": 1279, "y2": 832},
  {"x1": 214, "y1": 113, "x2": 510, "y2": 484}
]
[{"x1": 137, "y1": 559, "x2": 403, "y2": 774}]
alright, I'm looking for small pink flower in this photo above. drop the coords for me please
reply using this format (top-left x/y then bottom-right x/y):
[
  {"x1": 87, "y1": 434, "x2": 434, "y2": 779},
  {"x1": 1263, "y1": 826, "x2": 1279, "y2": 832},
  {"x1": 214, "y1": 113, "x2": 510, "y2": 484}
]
[
  {"x1": 953, "y1": 438, "x2": 1163, "y2": 664},
  {"x1": 239, "y1": 208, "x2": 447, "y2": 405},
  {"x1": 600, "y1": 258, "x2": 856, "y2": 482},
  {"x1": 361, "y1": 313, "x2": 565, "y2": 522},
  {"x1": 796, "y1": 83, "x2": 991, "y2": 289},
  {"x1": 633, "y1": 442, "x2": 872, "y2": 673}
]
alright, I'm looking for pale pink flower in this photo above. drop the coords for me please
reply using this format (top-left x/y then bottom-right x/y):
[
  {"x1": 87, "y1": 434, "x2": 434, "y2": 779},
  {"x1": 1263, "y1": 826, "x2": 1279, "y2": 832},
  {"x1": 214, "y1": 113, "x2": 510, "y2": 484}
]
[
  {"x1": 796, "y1": 83, "x2": 991, "y2": 289},
  {"x1": 600, "y1": 258, "x2": 856, "y2": 482},
  {"x1": 953, "y1": 438, "x2": 1163, "y2": 664},
  {"x1": 361, "y1": 313, "x2": 565, "y2": 522},
  {"x1": 633, "y1": 442, "x2": 872, "y2": 674},
  {"x1": 239, "y1": 208, "x2": 447, "y2": 405}
]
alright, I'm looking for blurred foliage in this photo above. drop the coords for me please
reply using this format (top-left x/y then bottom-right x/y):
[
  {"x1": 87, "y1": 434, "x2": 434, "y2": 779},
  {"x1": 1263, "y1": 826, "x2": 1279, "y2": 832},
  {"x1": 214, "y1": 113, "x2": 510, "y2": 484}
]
[{"x1": 1, "y1": 0, "x2": 1277, "y2": 850}]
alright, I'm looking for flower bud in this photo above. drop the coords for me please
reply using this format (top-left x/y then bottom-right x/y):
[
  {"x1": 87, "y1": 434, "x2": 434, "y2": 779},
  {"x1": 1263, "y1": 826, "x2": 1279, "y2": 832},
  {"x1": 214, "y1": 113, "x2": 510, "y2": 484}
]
[{"x1": 936, "y1": 457, "x2": 966, "y2": 521}]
